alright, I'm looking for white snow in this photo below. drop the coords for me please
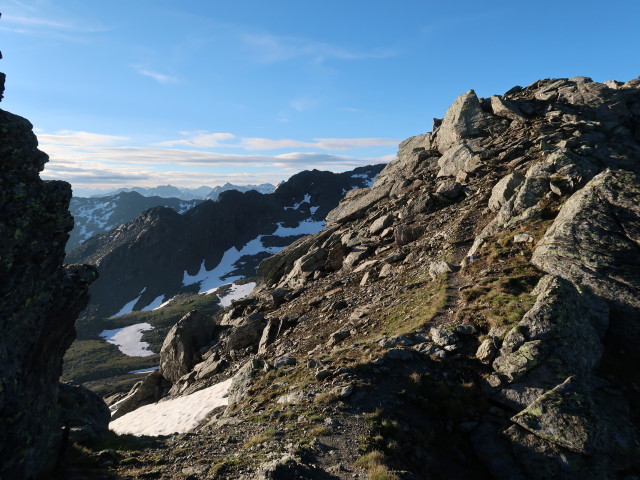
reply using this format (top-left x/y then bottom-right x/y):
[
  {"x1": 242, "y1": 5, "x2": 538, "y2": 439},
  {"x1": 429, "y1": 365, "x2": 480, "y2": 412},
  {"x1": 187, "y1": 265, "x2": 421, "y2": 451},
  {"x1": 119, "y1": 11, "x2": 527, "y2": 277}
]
[
  {"x1": 140, "y1": 294, "x2": 165, "y2": 312},
  {"x1": 272, "y1": 219, "x2": 325, "y2": 236},
  {"x1": 128, "y1": 366, "x2": 160, "y2": 374},
  {"x1": 112, "y1": 288, "x2": 146, "y2": 317},
  {"x1": 351, "y1": 172, "x2": 376, "y2": 187},
  {"x1": 284, "y1": 193, "x2": 311, "y2": 210},
  {"x1": 109, "y1": 378, "x2": 232, "y2": 436},
  {"x1": 99, "y1": 322, "x2": 155, "y2": 357},
  {"x1": 182, "y1": 219, "x2": 325, "y2": 294},
  {"x1": 153, "y1": 296, "x2": 176, "y2": 310},
  {"x1": 218, "y1": 282, "x2": 256, "y2": 307}
]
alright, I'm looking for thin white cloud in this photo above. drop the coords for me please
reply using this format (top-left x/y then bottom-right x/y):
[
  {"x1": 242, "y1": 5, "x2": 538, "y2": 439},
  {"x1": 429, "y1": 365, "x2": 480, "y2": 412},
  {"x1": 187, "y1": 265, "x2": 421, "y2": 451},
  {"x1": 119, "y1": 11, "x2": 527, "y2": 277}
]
[
  {"x1": 155, "y1": 132, "x2": 236, "y2": 148},
  {"x1": 134, "y1": 66, "x2": 179, "y2": 84},
  {"x1": 241, "y1": 31, "x2": 397, "y2": 64},
  {"x1": 37, "y1": 130, "x2": 129, "y2": 146},
  {"x1": 156, "y1": 131, "x2": 400, "y2": 152}
]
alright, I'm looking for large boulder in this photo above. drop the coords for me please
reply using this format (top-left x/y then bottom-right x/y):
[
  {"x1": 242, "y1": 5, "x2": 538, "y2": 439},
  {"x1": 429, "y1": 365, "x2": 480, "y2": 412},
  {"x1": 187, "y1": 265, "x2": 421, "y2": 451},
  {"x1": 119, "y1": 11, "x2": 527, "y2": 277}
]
[
  {"x1": 160, "y1": 311, "x2": 216, "y2": 383},
  {"x1": 435, "y1": 90, "x2": 488, "y2": 152},
  {"x1": 58, "y1": 383, "x2": 110, "y2": 442},
  {"x1": 109, "y1": 370, "x2": 169, "y2": 421},
  {"x1": 532, "y1": 169, "x2": 640, "y2": 353}
]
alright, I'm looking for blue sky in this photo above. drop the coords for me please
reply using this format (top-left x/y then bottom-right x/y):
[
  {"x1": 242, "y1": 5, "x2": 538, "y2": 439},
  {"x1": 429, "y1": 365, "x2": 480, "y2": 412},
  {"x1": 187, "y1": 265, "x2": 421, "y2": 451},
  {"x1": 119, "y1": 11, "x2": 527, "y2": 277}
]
[{"x1": 1, "y1": 0, "x2": 638, "y2": 195}]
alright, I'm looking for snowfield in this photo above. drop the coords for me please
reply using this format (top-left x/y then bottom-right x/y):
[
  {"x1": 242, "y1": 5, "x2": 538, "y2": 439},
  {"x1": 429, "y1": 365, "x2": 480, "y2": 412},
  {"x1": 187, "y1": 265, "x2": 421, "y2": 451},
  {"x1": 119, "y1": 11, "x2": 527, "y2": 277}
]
[
  {"x1": 99, "y1": 322, "x2": 155, "y2": 357},
  {"x1": 218, "y1": 282, "x2": 256, "y2": 307},
  {"x1": 109, "y1": 378, "x2": 232, "y2": 436}
]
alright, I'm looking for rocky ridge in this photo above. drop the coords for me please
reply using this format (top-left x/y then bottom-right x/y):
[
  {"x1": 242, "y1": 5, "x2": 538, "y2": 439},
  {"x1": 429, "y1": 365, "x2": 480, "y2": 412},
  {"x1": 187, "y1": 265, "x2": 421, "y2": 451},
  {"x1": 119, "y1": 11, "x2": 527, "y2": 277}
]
[{"x1": 81, "y1": 76, "x2": 640, "y2": 479}]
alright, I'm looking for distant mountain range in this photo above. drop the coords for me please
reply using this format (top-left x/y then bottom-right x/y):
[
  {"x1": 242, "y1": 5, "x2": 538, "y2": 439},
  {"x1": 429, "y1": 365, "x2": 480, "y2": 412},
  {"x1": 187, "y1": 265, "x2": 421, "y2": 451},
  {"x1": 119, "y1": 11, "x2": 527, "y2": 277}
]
[
  {"x1": 69, "y1": 183, "x2": 277, "y2": 251},
  {"x1": 67, "y1": 165, "x2": 384, "y2": 318},
  {"x1": 98, "y1": 183, "x2": 276, "y2": 201}
]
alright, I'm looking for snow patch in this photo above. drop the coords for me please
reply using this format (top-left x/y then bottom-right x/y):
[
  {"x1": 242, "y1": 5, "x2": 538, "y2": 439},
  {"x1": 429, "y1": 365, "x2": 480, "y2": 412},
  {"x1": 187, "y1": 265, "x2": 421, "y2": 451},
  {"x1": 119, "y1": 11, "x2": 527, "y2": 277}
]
[
  {"x1": 272, "y1": 219, "x2": 325, "y2": 236},
  {"x1": 352, "y1": 172, "x2": 376, "y2": 187},
  {"x1": 218, "y1": 282, "x2": 256, "y2": 307},
  {"x1": 109, "y1": 378, "x2": 232, "y2": 436},
  {"x1": 99, "y1": 322, "x2": 155, "y2": 357},
  {"x1": 140, "y1": 294, "x2": 165, "y2": 312},
  {"x1": 129, "y1": 366, "x2": 160, "y2": 374},
  {"x1": 112, "y1": 288, "x2": 146, "y2": 317},
  {"x1": 284, "y1": 193, "x2": 311, "y2": 210}
]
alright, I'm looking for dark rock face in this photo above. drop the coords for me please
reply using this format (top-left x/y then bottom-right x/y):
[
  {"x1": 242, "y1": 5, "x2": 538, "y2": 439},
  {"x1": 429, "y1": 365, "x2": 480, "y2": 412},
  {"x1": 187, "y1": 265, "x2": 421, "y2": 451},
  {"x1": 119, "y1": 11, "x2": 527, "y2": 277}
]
[{"x1": 0, "y1": 108, "x2": 97, "y2": 478}]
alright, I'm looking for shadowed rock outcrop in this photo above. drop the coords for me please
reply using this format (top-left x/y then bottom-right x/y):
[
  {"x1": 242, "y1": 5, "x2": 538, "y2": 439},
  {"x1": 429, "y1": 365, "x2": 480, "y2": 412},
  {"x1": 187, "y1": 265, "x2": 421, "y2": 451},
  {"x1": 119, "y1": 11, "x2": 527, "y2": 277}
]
[{"x1": 0, "y1": 70, "x2": 98, "y2": 477}]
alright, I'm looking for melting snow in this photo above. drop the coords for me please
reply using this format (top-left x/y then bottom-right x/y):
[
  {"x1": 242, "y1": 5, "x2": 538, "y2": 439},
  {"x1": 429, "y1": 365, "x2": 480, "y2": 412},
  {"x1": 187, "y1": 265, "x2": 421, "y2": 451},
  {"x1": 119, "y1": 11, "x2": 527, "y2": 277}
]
[
  {"x1": 112, "y1": 288, "x2": 146, "y2": 317},
  {"x1": 99, "y1": 322, "x2": 155, "y2": 357},
  {"x1": 218, "y1": 282, "x2": 256, "y2": 307},
  {"x1": 128, "y1": 366, "x2": 160, "y2": 374},
  {"x1": 284, "y1": 193, "x2": 312, "y2": 210},
  {"x1": 140, "y1": 294, "x2": 165, "y2": 312},
  {"x1": 272, "y1": 219, "x2": 325, "y2": 236},
  {"x1": 182, "y1": 219, "x2": 325, "y2": 294},
  {"x1": 109, "y1": 378, "x2": 232, "y2": 436}
]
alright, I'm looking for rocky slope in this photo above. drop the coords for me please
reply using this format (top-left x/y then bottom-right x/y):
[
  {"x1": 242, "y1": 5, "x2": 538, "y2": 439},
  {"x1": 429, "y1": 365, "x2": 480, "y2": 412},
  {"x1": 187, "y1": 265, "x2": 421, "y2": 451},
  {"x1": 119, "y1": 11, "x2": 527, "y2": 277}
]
[
  {"x1": 67, "y1": 165, "x2": 383, "y2": 319},
  {"x1": 68, "y1": 191, "x2": 201, "y2": 250},
  {"x1": 0, "y1": 65, "x2": 105, "y2": 477},
  {"x1": 87, "y1": 76, "x2": 640, "y2": 480}
]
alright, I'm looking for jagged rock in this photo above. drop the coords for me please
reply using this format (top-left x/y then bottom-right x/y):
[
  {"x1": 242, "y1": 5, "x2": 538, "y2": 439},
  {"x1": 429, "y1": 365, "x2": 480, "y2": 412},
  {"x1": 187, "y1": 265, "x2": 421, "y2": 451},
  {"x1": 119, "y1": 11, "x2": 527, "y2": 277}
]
[
  {"x1": 226, "y1": 358, "x2": 265, "y2": 409},
  {"x1": 326, "y1": 184, "x2": 392, "y2": 224},
  {"x1": 435, "y1": 179, "x2": 464, "y2": 199},
  {"x1": 531, "y1": 169, "x2": 640, "y2": 353},
  {"x1": 436, "y1": 90, "x2": 488, "y2": 152},
  {"x1": 476, "y1": 338, "x2": 497, "y2": 364},
  {"x1": 254, "y1": 455, "x2": 317, "y2": 480},
  {"x1": 273, "y1": 356, "x2": 297, "y2": 368},
  {"x1": 369, "y1": 214, "x2": 395, "y2": 235},
  {"x1": 428, "y1": 261, "x2": 455, "y2": 280},
  {"x1": 160, "y1": 311, "x2": 216, "y2": 383},
  {"x1": 490, "y1": 95, "x2": 526, "y2": 121},
  {"x1": 342, "y1": 246, "x2": 371, "y2": 270},
  {"x1": 327, "y1": 330, "x2": 350, "y2": 346},
  {"x1": 227, "y1": 315, "x2": 266, "y2": 352},
  {"x1": 59, "y1": 383, "x2": 110, "y2": 442},
  {"x1": 109, "y1": 370, "x2": 168, "y2": 421},
  {"x1": 513, "y1": 233, "x2": 534, "y2": 243},
  {"x1": 430, "y1": 327, "x2": 459, "y2": 346},
  {"x1": 437, "y1": 143, "x2": 483, "y2": 178},
  {"x1": 0, "y1": 104, "x2": 99, "y2": 479},
  {"x1": 258, "y1": 317, "x2": 285, "y2": 354},
  {"x1": 258, "y1": 228, "x2": 336, "y2": 287},
  {"x1": 488, "y1": 172, "x2": 525, "y2": 211},
  {"x1": 394, "y1": 224, "x2": 425, "y2": 246}
]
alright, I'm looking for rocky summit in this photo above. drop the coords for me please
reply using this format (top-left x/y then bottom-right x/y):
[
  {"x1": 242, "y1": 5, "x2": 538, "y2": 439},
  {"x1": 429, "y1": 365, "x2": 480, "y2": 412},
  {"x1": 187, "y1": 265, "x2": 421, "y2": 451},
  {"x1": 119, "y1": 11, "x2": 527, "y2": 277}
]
[
  {"x1": 3, "y1": 74, "x2": 640, "y2": 479},
  {"x1": 0, "y1": 68, "x2": 105, "y2": 477},
  {"x1": 75, "y1": 75, "x2": 639, "y2": 480}
]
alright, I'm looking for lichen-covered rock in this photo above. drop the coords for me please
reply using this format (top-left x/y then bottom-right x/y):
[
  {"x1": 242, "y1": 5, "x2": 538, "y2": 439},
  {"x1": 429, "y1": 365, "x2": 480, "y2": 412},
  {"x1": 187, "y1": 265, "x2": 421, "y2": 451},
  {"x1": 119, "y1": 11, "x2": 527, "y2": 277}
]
[
  {"x1": 436, "y1": 142, "x2": 483, "y2": 178},
  {"x1": 488, "y1": 172, "x2": 525, "y2": 211},
  {"x1": 0, "y1": 106, "x2": 98, "y2": 479},
  {"x1": 435, "y1": 90, "x2": 488, "y2": 152},
  {"x1": 226, "y1": 358, "x2": 265, "y2": 409},
  {"x1": 532, "y1": 169, "x2": 640, "y2": 353},
  {"x1": 160, "y1": 310, "x2": 216, "y2": 383}
]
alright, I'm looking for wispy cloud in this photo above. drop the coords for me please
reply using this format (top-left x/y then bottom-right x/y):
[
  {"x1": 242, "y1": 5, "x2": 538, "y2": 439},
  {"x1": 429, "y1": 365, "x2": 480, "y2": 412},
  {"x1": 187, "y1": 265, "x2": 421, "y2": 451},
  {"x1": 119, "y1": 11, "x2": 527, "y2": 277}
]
[
  {"x1": 134, "y1": 66, "x2": 179, "y2": 84},
  {"x1": 155, "y1": 130, "x2": 400, "y2": 152},
  {"x1": 37, "y1": 129, "x2": 397, "y2": 192},
  {"x1": 1, "y1": 6, "x2": 106, "y2": 34},
  {"x1": 154, "y1": 131, "x2": 236, "y2": 148},
  {"x1": 241, "y1": 31, "x2": 397, "y2": 64},
  {"x1": 36, "y1": 130, "x2": 128, "y2": 146}
]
